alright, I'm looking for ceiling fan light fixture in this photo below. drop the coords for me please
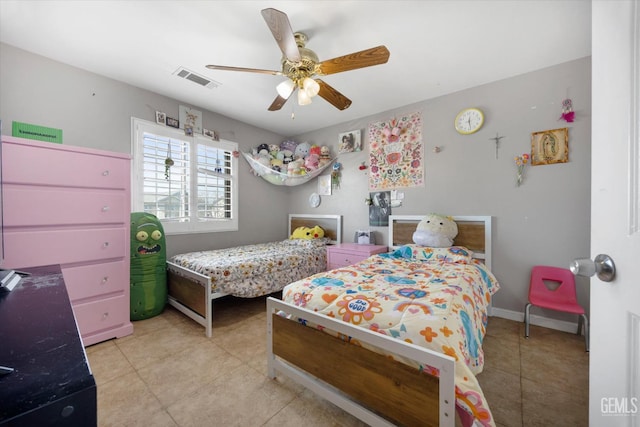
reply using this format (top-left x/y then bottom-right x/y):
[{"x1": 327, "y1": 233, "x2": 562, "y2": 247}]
[
  {"x1": 302, "y1": 77, "x2": 320, "y2": 97},
  {"x1": 297, "y1": 89, "x2": 312, "y2": 106},
  {"x1": 276, "y1": 79, "x2": 295, "y2": 98}
]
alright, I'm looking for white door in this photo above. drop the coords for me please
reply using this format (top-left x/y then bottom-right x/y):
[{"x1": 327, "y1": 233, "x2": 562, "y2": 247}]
[{"x1": 590, "y1": 1, "x2": 640, "y2": 425}]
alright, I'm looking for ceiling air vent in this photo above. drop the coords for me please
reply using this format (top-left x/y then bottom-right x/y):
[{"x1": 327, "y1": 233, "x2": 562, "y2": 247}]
[{"x1": 173, "y1": 67, "x2": 220, "y2": 89}]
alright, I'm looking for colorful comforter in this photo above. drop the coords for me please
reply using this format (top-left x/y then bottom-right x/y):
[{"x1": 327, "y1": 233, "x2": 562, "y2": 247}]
[
  {"x1": 168, "y1": 239, "x2": 328, "y2": 297},
  {"x1": 281, "y1": 244, "x2": 500, "y2": 427}
]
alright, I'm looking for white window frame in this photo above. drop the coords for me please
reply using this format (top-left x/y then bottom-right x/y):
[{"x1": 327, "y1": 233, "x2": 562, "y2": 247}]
[{"x1": 131, "y1": 118, "x2": 238, "y2": 235}]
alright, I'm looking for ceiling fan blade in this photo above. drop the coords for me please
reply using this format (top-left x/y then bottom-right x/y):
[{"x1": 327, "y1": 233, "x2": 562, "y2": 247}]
[
  {"x1": 206, "y1": 65, "x2": 282, "y2": 75},
  {"x1": 261, "y1": 8, "x2": 301, "y2": 62},
  {"x1": 268, "y1": 95, "x2": 290, "y2": 111},
  {"x1": 317, "y1": 46, "x2": 390, "y2": 75},
  {"x1": 316, "y1": 79, "x2": 352, "y2": 110}
]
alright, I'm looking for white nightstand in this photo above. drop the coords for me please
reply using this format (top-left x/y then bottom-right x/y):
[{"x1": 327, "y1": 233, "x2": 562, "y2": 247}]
[{"x1": 327, "y1": 243, "x2": 388, "y2": 270}]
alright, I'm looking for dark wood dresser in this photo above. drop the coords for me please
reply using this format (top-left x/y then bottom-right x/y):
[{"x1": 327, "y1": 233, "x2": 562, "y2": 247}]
[{"x1": 0, "y1": 265, "x2": 97, "y2": 426}]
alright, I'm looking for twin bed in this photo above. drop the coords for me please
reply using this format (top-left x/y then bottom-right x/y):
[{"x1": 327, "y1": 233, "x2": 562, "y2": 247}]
[
  {"x1": 166, "y1": 214, "x2": 342, "y2": 337},
  {"x1": 167, "y1": 214, "x2": 498, "y2": 426}
]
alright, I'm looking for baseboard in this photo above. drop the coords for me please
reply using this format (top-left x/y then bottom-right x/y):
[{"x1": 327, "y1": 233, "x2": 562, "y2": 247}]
[{"x1": 491, "y1": 307, "x2": 581, "y2": 334}]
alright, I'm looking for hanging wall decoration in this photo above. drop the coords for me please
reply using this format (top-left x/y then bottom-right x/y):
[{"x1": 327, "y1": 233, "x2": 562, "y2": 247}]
[
  {"x1": 368, "y1": 112, "x2": 423, "y2": 190},
  {"x1": 559, "y1": 98, "x2": 575, "y2": 123},
  {"x1": 531, "y1": 127, "x2": 569, "y2": 165}
]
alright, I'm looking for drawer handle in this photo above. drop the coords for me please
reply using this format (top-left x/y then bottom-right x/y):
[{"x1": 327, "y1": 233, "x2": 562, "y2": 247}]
[
  {"x1": 102, "y1": 312, "x2": 109, "y2": 320},
  {"x1": 101, "y1": 276, "x2": 109, "y2": 284},
  {"x1": 102, "y1": 205, "x2": 110, "y2": 212},
  {"x1": 102, "y1": 170, "x2": 110, "y2": 176},
  {"x1": 103, "y1": 242, "x2": 109, "y2": 248}
]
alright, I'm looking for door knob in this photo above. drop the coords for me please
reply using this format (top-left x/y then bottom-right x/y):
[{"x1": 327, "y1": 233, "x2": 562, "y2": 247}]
[{"x1": 570, "y1": 254, "x2": 616, "y2": 282}]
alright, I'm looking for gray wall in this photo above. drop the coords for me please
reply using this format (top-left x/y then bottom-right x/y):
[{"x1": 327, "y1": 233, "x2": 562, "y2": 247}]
[
  {"x1": 0, "y1": 42, "x2": 291, "y2": 257},
  {"x1": 0, "y1": 42, "x2": 591, "y2": 322},
  {"x1": 289, "y1": 57, "x2": 592, "y2": 319}
]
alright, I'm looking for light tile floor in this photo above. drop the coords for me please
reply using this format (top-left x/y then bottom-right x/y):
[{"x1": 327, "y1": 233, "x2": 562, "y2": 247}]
[{"x1": 87, "y1": 295, "x2": 589, "y2": 427}]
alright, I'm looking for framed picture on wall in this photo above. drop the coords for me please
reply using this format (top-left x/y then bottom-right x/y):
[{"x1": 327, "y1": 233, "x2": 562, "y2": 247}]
[
  {"x1": 166, "y1": 117, "x2": 179, "y2": 128},
  {"x1": 338, "y1": 130, "x2": 362, "y2": 153},
  {"x1": 155, "y1": 111, "x2": 166, "y2": 125},
  {"x1": 531, "y1": 127, "x2": 568, "y2": 165}
]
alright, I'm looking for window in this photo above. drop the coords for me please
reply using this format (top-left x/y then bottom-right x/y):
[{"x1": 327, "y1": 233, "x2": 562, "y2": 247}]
[{"x1": 131, "y1": 118, "x2": 238, "y2": 234}]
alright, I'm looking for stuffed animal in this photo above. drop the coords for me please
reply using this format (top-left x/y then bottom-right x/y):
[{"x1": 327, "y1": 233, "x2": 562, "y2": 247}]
[
  {"x1": 287, "y1": 158, "x2": 305, "y2": 175},
  {"x1": 412, "y1": 214, "x2": 458, "y2": 247},
  {"x1": 309, "y1": 145, "x2": 322, "y2": 157},
  {"x1": 256, "y1": 143, "x2": 270, "y2": 156},
  {"x1": 304, "y1": 153, "x2": 320, "y2": 171},
  {"x1": 290, "y1": 225, "x2": 325, "y2": 240},
  {"x1": 280, "y1": 140, "x2": 298, "y2": 154},
  {"x1": 319, "y1": 145, "x2": 331, "y2": 167},
  {"x1": 295, "y1": 141, "x2": 311, "y2": 159},
  {"x1": 270, "y1": 157, "x2": 283, "y2": 172},
  {"x1": 281, "y1": 150, "x2": 294, "y2": 165},
  {"x1": 269, "y1": 144, "x2": 280, "y2": 158}
]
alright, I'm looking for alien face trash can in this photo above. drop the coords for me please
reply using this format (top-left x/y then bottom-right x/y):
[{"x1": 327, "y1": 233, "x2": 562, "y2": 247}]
[{"x1": 130, "y1": 212, "x2": 167, "y2": 320}]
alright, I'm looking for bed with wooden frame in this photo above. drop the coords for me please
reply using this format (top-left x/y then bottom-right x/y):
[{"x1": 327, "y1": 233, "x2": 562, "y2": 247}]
[
  {"x1": 167, "y1": 214, "x2": 342, "y2": 337},
  {"x1": 267, "y1": 215, "x2": 497, "y2": 427}
]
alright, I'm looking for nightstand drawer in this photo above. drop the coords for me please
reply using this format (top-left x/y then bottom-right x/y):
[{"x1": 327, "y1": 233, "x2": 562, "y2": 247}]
[{"x1": 327, "y1": 243, "x2": 388, "y2": 269}]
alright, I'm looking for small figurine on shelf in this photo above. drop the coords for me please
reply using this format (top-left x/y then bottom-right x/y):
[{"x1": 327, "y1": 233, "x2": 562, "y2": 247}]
[{"x1": 332, "y1": 162, "x2": 342, "y2": 188}]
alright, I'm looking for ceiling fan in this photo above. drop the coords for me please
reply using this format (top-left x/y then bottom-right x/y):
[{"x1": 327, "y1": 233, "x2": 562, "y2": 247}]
[{"x1": 206, "y1": 8, "x2": 390, "y2": 111}]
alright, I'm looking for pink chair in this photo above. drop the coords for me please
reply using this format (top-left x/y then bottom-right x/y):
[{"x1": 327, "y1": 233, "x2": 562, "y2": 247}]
[{"x1": 524, "y1": 265, "x2": 589, "y2": 352}]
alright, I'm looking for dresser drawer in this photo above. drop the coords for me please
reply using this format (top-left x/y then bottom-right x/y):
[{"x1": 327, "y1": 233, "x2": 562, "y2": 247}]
[
  {"x1": 4, "y1": 227, "x2": 127, "y2": 269},
  {"x1": 62, "y1": 260, "x2": 128, "y2": 302},
  {"x1": 2, "y1": 141, "x2": 129, "y2": 189},
  {"x1": 3, "y1": 186, "x2": 127, "y2": 227},
  {"x1": 73, "y1": 295, "x2": 130, "y2": 338}
]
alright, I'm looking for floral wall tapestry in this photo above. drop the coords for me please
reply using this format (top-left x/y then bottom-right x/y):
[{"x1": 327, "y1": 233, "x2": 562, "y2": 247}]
[{"x1": 368, "y1": 111, "x2": 424, "y2": 190}]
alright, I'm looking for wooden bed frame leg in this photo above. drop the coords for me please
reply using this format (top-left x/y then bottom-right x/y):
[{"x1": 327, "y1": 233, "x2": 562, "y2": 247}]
[
  {"x1": 266, "y1": 298, "x2": 275, "y2": 379},
  {"x1": 206, "y1": 276, "x2": 213, "y2": 338}
]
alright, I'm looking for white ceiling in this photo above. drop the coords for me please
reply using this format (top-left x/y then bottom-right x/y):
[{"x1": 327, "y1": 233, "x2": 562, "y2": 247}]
[{"x1": 0, "y1": 1, "x2": 591, "y2": 137}]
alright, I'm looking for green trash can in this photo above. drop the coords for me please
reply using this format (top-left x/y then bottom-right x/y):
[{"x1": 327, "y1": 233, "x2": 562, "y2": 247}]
[{"x1": 130, "y1": 212, "x2": 167, "y2": 320}]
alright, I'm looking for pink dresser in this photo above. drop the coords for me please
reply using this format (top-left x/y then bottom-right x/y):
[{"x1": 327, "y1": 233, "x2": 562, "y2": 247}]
[
  {"x1": 1, "y1": 135, "x2": 133, "y2": 346},
  {"x1": 327, "y1": 243, "x2": 388, "y2": 270}
]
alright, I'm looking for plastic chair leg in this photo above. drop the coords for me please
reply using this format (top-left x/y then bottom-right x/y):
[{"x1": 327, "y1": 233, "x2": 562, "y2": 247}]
[{"x1": 524, "y1": 303, "x2": 532, "y2": 337}]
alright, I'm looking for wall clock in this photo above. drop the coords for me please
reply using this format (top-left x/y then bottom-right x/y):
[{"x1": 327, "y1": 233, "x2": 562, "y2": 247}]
[
  {"x1": 454, "y1": 108, "x2": 485, "y2": 135},
  {"x1": 309, "y1": 192, "x2": 321, "y2": 208}
]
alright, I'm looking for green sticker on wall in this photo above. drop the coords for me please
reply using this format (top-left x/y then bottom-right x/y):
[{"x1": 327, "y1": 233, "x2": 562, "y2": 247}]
[{"x1": 12, "y1": 121, "x2": 63, "y2": 143}]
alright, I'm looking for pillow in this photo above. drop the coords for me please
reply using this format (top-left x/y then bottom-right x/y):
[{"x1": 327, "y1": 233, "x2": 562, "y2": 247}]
[{"x1": 387, "y1": 244, "x2": 473, "y2": 264}]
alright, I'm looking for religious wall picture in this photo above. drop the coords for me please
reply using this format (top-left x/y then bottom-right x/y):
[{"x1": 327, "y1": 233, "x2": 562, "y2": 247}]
[
  {"x1": 368, "y1": 191, "x2": 391, "y2": 227},
  {"x1": 338, "y1": 130, "x2": 362, "y2": 153},
  {"x1": 531, "y1": 127, "x2": 568, "y2": 165}
]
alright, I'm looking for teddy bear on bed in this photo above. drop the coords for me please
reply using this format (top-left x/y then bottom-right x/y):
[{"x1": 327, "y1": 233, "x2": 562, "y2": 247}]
[{"x1": 412, "y1": 213, "x2": 458, "y2": 247}]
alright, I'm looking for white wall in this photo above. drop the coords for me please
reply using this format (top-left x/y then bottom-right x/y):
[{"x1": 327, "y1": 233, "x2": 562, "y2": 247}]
[{"x1": 0, "y1": 42, "x2": 591, "y2": 323}]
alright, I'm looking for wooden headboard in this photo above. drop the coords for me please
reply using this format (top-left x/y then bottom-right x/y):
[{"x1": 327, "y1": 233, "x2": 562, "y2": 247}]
[
  {"x1": 388, "y1": 215, "x2": 493, "y2": 269},
  {"x1": 288, "y1": 214, "x2": 342, "y2": 244}
]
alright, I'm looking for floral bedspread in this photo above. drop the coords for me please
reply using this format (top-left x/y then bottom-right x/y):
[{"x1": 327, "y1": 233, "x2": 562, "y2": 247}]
[
  {"x1": 168, "y1": 239, "x2": 328, "y2": 298},
  {"x1": 280, "y1": 245, "x2": 500, "y2": 427}
]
